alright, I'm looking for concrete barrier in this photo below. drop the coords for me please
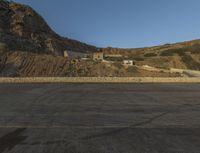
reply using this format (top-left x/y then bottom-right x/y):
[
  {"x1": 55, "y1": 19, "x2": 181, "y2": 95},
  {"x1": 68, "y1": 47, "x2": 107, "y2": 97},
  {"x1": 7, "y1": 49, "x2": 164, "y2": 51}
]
[
  {"x1": 0, "y1": 77, "x2": 200, "y2": 83},
  {"x1": 170, "y1": 68, "x2": 200, "y2": 77}
]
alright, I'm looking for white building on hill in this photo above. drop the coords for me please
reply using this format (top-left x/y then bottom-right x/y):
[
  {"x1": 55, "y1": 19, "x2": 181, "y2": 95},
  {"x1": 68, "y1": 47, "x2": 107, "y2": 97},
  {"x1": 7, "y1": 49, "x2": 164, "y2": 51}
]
[{"x1": 123, "y1": 60, "x2": 134, "y2": 66}]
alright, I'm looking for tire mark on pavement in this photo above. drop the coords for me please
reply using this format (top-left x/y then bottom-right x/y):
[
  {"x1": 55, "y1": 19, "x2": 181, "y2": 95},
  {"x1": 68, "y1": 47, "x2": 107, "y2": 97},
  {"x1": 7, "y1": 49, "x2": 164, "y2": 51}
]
[{"x1": 81, "y1": 112, "x2": 169, "y2": 140}]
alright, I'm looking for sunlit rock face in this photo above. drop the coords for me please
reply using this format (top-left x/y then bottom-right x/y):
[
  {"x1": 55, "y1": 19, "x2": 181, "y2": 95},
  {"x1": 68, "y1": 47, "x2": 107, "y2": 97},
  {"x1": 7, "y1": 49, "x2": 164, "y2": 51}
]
[{"x1": 0, "y1": 0, "x2": 97, "y2": 55}]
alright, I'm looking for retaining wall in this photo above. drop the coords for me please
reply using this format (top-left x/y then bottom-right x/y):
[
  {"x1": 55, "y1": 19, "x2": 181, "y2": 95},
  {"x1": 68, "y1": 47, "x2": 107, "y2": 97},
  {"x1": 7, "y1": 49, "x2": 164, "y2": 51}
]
[{"x1": 0, "y1": 77, "x2": 200, "y2": 83}]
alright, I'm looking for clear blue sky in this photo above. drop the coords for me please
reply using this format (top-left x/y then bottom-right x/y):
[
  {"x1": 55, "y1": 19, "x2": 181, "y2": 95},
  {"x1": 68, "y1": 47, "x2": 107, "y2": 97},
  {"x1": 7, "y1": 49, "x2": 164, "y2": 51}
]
[{"x1": 14, "y1": 0, "x2": 200, "y2": 48}]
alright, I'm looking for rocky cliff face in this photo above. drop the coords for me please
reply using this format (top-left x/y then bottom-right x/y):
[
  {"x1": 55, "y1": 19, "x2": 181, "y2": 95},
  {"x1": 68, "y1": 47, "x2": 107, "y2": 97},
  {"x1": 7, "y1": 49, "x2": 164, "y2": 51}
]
[{"x1": 0, "y1": 0, "x2": 97, "y2": 55}]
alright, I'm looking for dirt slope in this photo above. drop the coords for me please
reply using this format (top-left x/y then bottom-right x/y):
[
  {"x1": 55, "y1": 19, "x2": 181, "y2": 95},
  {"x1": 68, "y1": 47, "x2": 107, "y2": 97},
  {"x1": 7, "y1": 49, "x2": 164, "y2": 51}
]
[
  {"x1": 0, "y1": 51, "x2": 180, "y2": 77},
  {"x1": 102, "y1": 40, "x2": 200, "y2": 70}
]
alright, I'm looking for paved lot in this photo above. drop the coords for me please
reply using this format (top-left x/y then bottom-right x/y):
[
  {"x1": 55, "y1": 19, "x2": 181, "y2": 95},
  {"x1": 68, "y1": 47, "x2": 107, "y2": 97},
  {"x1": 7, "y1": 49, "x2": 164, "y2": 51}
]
[{"x1": 0, "y1": 84, "x2": 200, "y2": 153}]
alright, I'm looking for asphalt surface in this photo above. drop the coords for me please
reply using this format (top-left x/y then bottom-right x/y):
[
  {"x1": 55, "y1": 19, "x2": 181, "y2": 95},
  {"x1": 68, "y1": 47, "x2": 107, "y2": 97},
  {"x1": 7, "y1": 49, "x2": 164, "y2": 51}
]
[{"x1": 0, "y1": 83, "x2": 200, "y2": 153}]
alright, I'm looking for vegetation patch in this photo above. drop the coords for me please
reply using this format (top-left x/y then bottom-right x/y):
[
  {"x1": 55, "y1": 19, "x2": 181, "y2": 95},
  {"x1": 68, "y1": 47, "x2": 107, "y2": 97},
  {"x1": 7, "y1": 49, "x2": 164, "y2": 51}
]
[
  {"x1": 132, "y1": 57, "x2": 144, "y2": 61},
  {"x1": 160, "y1": 48, "x2": 186, "y2": 56},
  {"x1": 189, "y1": 44, "x2": 200, "y2": 54},
  {"x1": 144, "y1": 53, "x2": 157, "y2": 57},
  {"x1": 104, "y1": 57, "x2": 123, "y2": 62},
  {"x1": 181, "y1": 55, "x2": 200, "y2": 70}
]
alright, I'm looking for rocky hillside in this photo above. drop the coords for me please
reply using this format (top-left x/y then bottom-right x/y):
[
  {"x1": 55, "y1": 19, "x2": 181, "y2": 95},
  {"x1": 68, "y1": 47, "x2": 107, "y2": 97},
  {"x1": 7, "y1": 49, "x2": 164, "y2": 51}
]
[
  {"x1": 0, "y1": 0, "x2": 97, "y2": 55},
  {"x1": 0, "y1": 51, "x2": 180, "y2": 77}
]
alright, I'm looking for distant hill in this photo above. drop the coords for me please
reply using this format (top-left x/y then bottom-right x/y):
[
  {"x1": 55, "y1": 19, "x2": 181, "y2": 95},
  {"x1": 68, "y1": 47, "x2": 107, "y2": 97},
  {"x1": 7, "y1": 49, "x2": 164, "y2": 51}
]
[
  {"x1": 0, "y1": 0, "x2": 199, "y2": 77},
  {"x1": 101, "y1": 40, "x2": 200, "y2": 70},
  {"x1": 0, "y1": 0, "x2": 97, "y2": 55}
]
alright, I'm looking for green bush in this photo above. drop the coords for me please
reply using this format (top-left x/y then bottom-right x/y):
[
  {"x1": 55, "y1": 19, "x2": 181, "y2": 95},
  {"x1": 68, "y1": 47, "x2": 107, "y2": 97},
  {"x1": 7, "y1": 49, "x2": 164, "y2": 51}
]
[
  {"x1": 144, "y1": 53, "x2": 157, "y2": 57},
  {"x1": 132, "y1": 57, "x2": 144, "y2": 61},
  {"x1": 104, "y1": 57, "x2": 123, "y2": 62}
]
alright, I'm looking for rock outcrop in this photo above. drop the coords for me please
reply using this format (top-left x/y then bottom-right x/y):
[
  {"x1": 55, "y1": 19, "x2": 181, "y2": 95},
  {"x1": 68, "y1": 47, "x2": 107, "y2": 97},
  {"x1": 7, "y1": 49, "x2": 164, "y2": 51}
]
[{"x1": 0, "y1": 0, "x2": 97, "y2": 55}]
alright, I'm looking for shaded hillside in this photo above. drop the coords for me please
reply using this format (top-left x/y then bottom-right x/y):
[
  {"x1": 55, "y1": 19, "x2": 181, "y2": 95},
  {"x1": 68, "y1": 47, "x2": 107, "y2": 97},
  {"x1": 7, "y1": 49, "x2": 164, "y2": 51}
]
[{"x1": 0, "y1": 0, "x2": 97, "y2": 55}]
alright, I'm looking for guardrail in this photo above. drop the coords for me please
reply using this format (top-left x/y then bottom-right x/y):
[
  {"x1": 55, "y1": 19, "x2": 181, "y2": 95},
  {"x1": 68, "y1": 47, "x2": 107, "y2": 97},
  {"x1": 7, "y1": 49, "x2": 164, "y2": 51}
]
[{"x1": 0, "y1": 77, "x2": 200, "y2": 83}]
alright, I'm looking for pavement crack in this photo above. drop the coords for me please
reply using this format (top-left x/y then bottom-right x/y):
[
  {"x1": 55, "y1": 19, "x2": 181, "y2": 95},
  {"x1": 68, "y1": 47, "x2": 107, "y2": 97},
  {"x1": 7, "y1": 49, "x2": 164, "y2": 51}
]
[{"x1": 130, "y1": 112, "x2": 169, "y2": 127}]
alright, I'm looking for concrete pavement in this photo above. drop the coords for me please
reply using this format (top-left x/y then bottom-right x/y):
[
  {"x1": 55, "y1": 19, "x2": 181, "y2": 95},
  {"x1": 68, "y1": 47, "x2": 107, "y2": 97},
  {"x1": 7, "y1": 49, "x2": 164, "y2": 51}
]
[{"x1": 0, "y1": 84, "x2": 200, "y2": 153}]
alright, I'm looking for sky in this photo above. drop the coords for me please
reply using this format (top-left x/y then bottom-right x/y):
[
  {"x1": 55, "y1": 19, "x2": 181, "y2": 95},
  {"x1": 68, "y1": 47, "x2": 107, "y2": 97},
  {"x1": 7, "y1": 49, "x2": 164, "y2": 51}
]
[{"x1": 14, "y1": 0, "x2": 200, "y2": 48}]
